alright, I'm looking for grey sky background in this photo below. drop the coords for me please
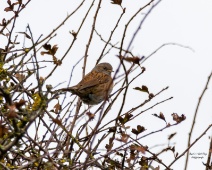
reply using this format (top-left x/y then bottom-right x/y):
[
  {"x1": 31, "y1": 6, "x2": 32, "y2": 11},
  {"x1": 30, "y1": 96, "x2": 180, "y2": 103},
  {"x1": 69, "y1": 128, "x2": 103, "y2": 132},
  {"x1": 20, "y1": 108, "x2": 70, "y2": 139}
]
[{"x1": 1, "y1": 0, "x2": 212, "y2": 169}]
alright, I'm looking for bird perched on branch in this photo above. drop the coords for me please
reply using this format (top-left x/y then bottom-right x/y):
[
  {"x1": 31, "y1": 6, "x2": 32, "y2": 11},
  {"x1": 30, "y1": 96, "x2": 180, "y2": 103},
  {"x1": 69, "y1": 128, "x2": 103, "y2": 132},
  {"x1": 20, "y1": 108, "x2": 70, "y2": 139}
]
[{"x1": 60, "y1": 63, "x2": 113, "y2": 105}]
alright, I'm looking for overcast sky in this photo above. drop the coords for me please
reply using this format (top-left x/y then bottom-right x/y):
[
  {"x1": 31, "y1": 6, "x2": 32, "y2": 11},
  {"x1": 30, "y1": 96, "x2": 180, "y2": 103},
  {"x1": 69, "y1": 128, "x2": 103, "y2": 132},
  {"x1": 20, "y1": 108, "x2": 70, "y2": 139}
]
[{"x1": 1, "y1": 0, "x2": 212, "y2": 169}]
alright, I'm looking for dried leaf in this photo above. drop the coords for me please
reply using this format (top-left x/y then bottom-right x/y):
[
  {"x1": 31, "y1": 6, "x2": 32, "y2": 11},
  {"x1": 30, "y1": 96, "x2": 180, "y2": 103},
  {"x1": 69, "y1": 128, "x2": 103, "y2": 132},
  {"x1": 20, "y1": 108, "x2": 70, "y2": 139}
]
[
  {"x1": 41, "y1": 44, "x2": 60, "y2": 65},
  {"x1": 116, "y1": 133, "x2": 129, "y2": 143},
  {"x1": 171, "y1": 146, "x2": 175, "y2": 152},
  {"x1": 118, "y1": 116, "x2": 124, "y2": 125},
  {"x1": 0, "y1": 18, "x2": 7, "y2": 26},
  {"x1": 40, "y1": 51, "x2": 50, "y2": 55},
  {"x1": 86, "y1": 112, "x2": 95, "y2": 120},
  {"x1": 105, "y1": 137, "x2": 114, "y2": 152},
  {"x1": 70, "y1": 30, "x2": 77, "y2": 39},
  {"x1": 121, "y1": 133, "x2": 129, "y2": 143},
  {"x1": 111, "y1": 0, "x2": 122, "y2": 5},
  {"x1": 118, "y1": 55, "x2": 142, "y2": 65},
  {"x1": 123, "y1": 113, "x2": 133, "y2": 124},
  {"x1": 15, "y1": 99, "x2": 26, "y2": 108},
  {"x1": 7, "y1": 0, "x2": 12, "y2": 5},
  {"x1": 149, "y1": 93, "x2": 154, "y2": 99},
  {"x1": 54, "y1": 102, "x2": 61, "y2": 114},
  {"x1": 152, "y1": 112, "x2": 166, "y2": 123},
  {"x1": 130, "y1": 144, "x2": 146, "y2": 154},
  {"x1": 0, "y1": 124, "x2": 8, "y2": 138},
  {"x1": 137, "y1": 125, "x2": 145, "y2": 133},
  {"x1": 172, "y1": 113, "x2": 186, "y2": 123},
  {"x1": 7, "y1": 104, "x2": 17, "y2": 119},
  {"x1": 131, "y1": 129, "x2": 138, "y2": 135},
  {"x1": 139, "y1": 156, "x2": 148, "y2": 167},
  {"x1": 153, "y1": 166, "x2": 160, "y2": 170},
  {"x1": 51, "y1": 45, "x2": 58, "y2": 55},
  {"x1": 134, "y1": 85, "x2": 149, "y2": 94},
  {"x1": 132, "y1": 125, "x2": 145, "y2": 135},
  {"x1": 108, "y1": 126, "x2": 116, "y2": 132},
  {"x1": 41, "y1": 44, "x2": 58, "y2": 56},
  {"x1": 43, "y1": 43, "x2": 51, "y2": 50},
  {"x1": 168, "y1": 132, "x2": 176, "y2": 140},
  {"x1": 4, "y1": 7, "x2": 13, "y2": 12},
  {"x1": 166, "y1": 123, "x2": 171, "y2": 127},
  {"x1": 15, "y1": 73, "x2": 25, "y2": 82},
  {"x1": 4, "y1": 0, "x2": 20, "y2": 12}
]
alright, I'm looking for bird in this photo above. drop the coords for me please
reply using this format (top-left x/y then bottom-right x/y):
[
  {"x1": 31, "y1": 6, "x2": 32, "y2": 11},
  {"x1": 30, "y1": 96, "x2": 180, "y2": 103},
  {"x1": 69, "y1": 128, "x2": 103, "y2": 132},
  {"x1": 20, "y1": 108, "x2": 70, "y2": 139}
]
[{"x1": 60, "y1": 63, "x2": 113, "y2": 105}]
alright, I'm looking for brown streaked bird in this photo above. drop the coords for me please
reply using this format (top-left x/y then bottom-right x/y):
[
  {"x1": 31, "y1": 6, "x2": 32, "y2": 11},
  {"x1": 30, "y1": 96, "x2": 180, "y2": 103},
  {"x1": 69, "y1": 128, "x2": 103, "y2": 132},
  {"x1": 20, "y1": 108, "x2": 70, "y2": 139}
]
[{"x1": 62, "y1": 63, "x2": 113, "y2": 105}]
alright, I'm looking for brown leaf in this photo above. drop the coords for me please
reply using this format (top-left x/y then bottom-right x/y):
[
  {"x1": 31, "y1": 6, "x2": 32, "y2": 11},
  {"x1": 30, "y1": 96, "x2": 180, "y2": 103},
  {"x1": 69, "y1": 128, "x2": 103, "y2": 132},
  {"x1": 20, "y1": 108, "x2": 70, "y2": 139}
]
[
  {"x1": 132, "y1": 125, "x2": 145, "y2": 135},
  {"x1": 149, "y1": 93, "x2": 154, "y2": 99},
  {"x1": 123, "y1": 113, "x2": 133, "y2": 124},
  {"x1": 152, "y1": 112, "x2": 166, "y2": 123},
  {"x1": 0, "y1": 18, "x2": 7, "y2": 26},
  {"x1": 51, "y1": 45, "x2": 58, "y2": 56},
  {"x1": 40, "y1": 51, "x2": 50, "y2": 55},
  {"x1": 7, "y1": 104, "x2": 17, "y2": 119},
  {"x1": 172, "y1": 113, "x2": 186, "y2": 123},
  {"x1": 118, "y1": 116, "x2": 124, "y2": 125},
  {"x1": 43, "y1": 43, "x2": 51, "y2": 50},
  {"x1": 4, "y1": 7, "x2": 13, "y2": 12},
  {"x1": 153, "y1": 166, "x2": 160, "y2": 170},
  {"x1": 53, "y1": 58, "x2": 62, "y2": 66},
  {"x1": 171, "y1": 146, "x2": 175, "y2": 152},
  {"x1": 121, "y1": 133, "x2": 129, "y2": 143},
  {"x1": 139, "y1": 156, "x2": 148, "y2": 167},
  {"x1": 116, "y1": 133, "x2": 129, "y2": 143},
  {"x1": 168, "y1": 132, "x2": 176, "y2": 140},
  {"x1": 86, "y1": 112, "x2": 95, "y2": 120},
  {"x1": 131, "y1": 128, "x2": 138, "y2": 135},
  {"x1": 118, "y1": 113, "x2": 133, "y2": 125},
  {"x1": 166, "y1": 123, "x2": 171, "y2": 127},
  {"x1": 39, "y1": 76, "x2": 45, "y2": 84},
  {"x1": 134, "y1": 85, "x2": 149, "y2": 94},
  {"x1": 15, "y1": 73, "x2": 25, "y2": 82},
  {"x1": 137, "y1": 125, "x2": 145, "y2": 133},
  {"x1": 70, "y1": 30, "x2": 77, "y2": 39},
  {"x1": 135, "y1": 146, "x2": 146, "y2": 154},
  {"x1": 4, "y1": 0, "x2": 19, "y2": 12},
  {"x1": 15, "y1": 99, "x2": 26, "y2": 108},
  {"x1": 41, "y1": 44, "x2": 58, "y2": 56},
  {"x1": 119, "y1": 55, "x2": 142, "y2": 65},
  {"x1": 108, "y1": 126, "x2": 116, "y2": 132},
  {"x1": 111, "y1": 0, "x2": 122, "y2": 5},
  {"x1": 130, "y1": 144, "x2": 146, "y2": 154},
  {"x1": 0, "y1": 124, "x2": 8, "y2": 138},
  {"x1": 41, "y1": 44, "x2": 60, "y2": 65},
  {"x1": 54, "y1": 102, "x2": 61, "y2": 114},
  {"x1": 7, "y1": 0, "x2": 12, "y2": 5},
  {"x1": 13, "y1": 2, "x2": 20, "y2": 5},
  {"x1": 105, "y1": 137, "x2": 114, "y2": 152}
]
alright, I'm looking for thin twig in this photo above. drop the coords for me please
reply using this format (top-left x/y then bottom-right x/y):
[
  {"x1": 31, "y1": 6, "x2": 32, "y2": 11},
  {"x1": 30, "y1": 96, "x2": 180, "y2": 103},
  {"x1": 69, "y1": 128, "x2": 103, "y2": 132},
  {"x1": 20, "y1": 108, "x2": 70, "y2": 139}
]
[{"x1": 184, "y1": 71, "x2": 212, "y2": 170}]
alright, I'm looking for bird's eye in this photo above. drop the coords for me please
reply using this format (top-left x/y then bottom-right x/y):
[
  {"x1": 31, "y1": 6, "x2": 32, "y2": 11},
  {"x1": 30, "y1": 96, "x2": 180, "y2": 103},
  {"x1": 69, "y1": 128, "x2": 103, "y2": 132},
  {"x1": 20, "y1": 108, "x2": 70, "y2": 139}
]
[{"x1": 103, "y1": 67, "x2": 107, "y2": 70}]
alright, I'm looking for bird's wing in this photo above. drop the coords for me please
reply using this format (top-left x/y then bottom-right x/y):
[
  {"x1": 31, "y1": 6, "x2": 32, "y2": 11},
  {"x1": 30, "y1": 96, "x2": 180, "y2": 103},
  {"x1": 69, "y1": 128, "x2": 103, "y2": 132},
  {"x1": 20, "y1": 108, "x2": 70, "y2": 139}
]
[{"x1": 78, "y1": 71, "x2": 110, "y2": 90}]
